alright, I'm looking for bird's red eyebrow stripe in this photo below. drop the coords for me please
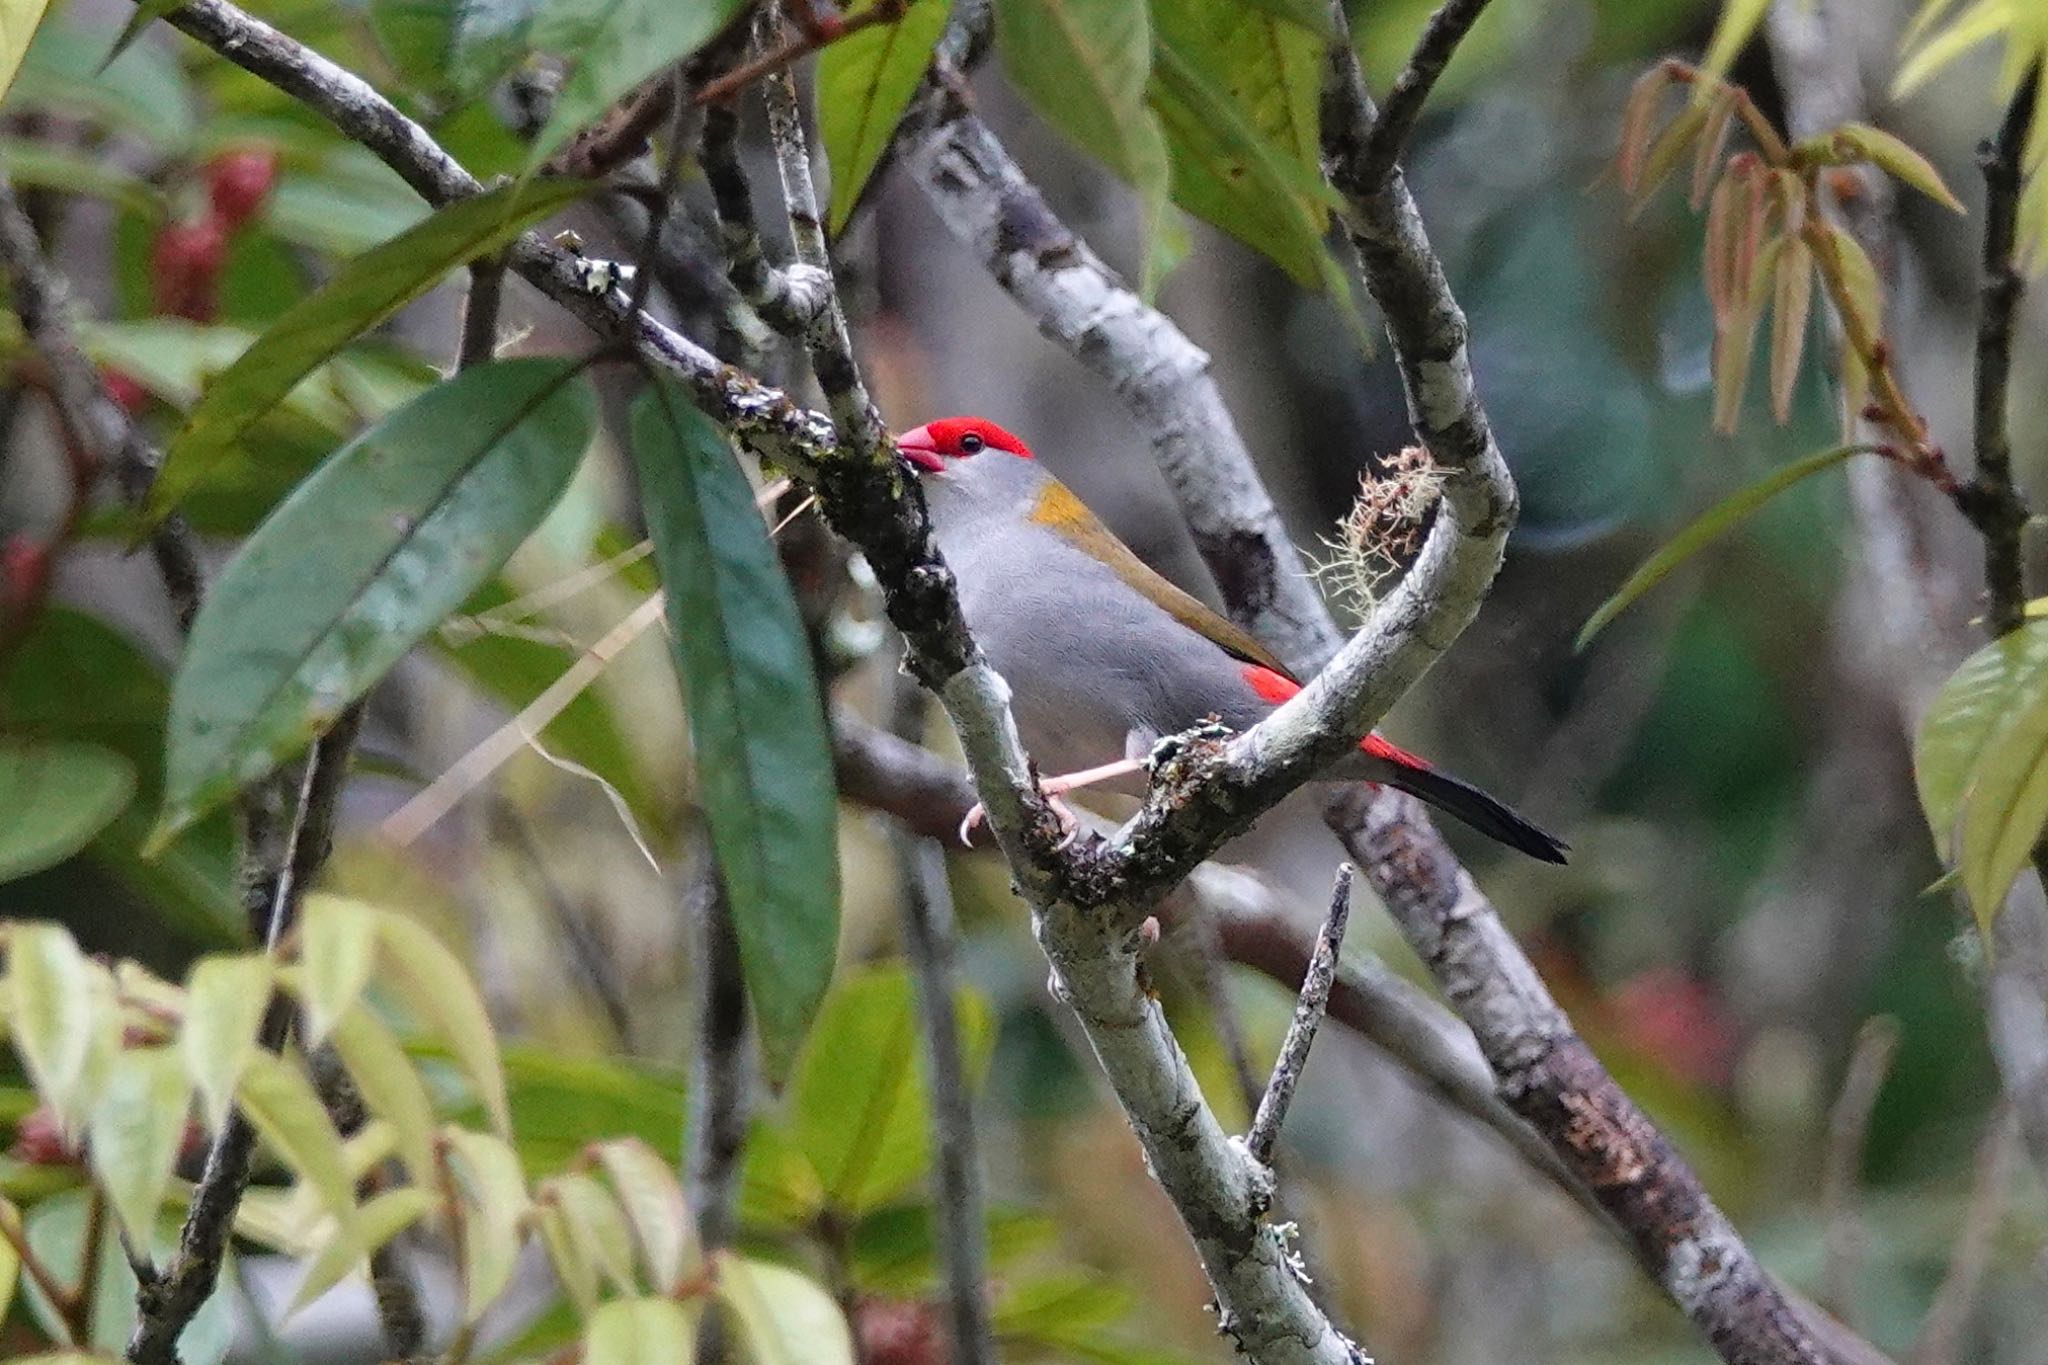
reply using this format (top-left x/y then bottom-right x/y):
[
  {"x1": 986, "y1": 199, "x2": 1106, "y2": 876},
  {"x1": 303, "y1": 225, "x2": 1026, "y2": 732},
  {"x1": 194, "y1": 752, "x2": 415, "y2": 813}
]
[{"x1": 1242, "y1": 664, "x2": 1431, "y2": 770}]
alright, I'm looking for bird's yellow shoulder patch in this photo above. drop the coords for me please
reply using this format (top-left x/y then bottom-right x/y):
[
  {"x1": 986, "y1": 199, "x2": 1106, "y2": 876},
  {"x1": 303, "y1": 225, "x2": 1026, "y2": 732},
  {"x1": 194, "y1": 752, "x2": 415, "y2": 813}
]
[{"x1": 1028, "y1": 480, "x2": 1095, "y2": 535}]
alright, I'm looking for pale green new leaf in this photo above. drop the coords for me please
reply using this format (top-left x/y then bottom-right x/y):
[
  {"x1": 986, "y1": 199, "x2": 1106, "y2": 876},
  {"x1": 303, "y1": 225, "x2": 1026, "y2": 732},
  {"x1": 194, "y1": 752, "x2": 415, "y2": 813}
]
[
  {"x1": 295, "y1": 896, "x2": 378, "y2": 1046},
  {"x1": 370, "y1": 904, "x2": 511, "y2": 1135},
  {"x1": 821, "y1": 0, "x2": 952, "y2": 232},
  {"x1": 1577, "y1": 444, "x2": 1876, "y2": 650},
  {"x1": 553, "y1": 1171, "x2": 638, "y2": 1292},
  {"x1": 718, "y1": 1257, "x2": 853, "y2": 1365},
  {"x1": 8, "y1": 923, "x2": 113, "y2": 1130},
  {"x1": 182, "y1": 954, "x2": 274, "y2": 1131},
  {"x1": 0, "y1": 1201, "x2": 19, "y2": 1326},
  {"x1": 535, "y1": 1196, "x2": 598, "y2": 1314},
  {"x1": 584, "y1": 1296, "x2": 699, "y2": 1365},
  {"x1": 237, "y1": 1051, "x2": 356, "y2": 1219},
  {"x1": 86, "y1": 1046, "x2": 191, "y2": 1242},
  {"x1": 1833, "y1": 122, "x2": 1967, "y2": 212},
  {"x1": 595, "y1": 1137, "x2": 696, "y2": 1293},
  {"x1": 145, "y1": 179, "x2": 592, "y2": 527},
  {"x1": 1698, "y1": 0, "x2": 1772, "y2": 93},
  {"x1": 1895, "y1": 0, "x2": 2012, "y2": 98},
  {"x1": 1959, "y1": 685, "x2": 2048, "y2": 934},
  {"x1": 443, "y1": 1127, "x2": 531, "y2": 1322},
  {"x1": 0, "y1": 0, "x2": 52, "y2": 99},
  {"x1": 1917, "y1": 620, "x2": 2048, "y2": 861},
  {"x1": 330, "y1": 1004, "x2": 439, "y2": 1182},
  {"x1": 288, "y1": 1188, "x2": 434, "y2": 1316}
]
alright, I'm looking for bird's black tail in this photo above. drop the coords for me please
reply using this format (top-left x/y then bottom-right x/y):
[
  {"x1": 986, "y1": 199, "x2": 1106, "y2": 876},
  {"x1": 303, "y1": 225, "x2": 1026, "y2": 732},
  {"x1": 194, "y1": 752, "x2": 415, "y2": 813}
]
[{"x1": 1381, "y1": 764, "x2": 1570, "y2": 865}]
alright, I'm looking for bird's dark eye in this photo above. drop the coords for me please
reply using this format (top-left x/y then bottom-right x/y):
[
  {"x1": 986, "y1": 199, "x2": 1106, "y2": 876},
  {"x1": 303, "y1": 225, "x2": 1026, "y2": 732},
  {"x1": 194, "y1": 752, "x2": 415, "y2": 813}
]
[{"x1": 959, "y1": 433, "x2": 986, "y2": 454}]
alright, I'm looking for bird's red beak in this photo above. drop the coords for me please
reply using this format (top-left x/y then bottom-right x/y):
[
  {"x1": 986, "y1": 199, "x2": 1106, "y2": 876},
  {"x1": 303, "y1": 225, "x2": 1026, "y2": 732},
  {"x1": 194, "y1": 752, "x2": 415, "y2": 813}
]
[{"x1": 896, "y1": 424, "x2": 944, "y2": 473}]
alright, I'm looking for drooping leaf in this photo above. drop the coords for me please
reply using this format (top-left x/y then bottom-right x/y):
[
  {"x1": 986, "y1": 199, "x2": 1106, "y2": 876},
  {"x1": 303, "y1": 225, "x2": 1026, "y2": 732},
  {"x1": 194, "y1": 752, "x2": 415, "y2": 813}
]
[
  {"x1": 367, "y1": 901, "x2": 513, "y2": 1135},
  {"x1": 182, "y1": 954, "x2": 274, "y2": 1130},
  {"x1": 1918, "y1": 622, "x2": 2048, "y2": 862},
  {"x1": 1831, "y1": 122, "x2": 1967, "y2": 212},
  {"x1": 294, "y1": 895, "x2": 379, "y2": 1046},
  {"x1": 1959, "y1": 686, "x2": 2048, "y2": 934},
  {"x1": 237, "y1": 1050, "x2": 356, "y2": 1219},
  {"x1": 820, "y1": 0, "x2": 952, "y2": 232},
  {"x1": 7, "y1": 924, "x2": 114, "y2": 1130},
  {"x1": 1576, "y1": 443, "x2": 1875, "y2": 650},
  {"x1": 525, "y1": 0, "x2": 750, "y2": 171},
  {"x1": 629, "y1": 379, "x2": 839, "y2": 1080},
  {"x1": 330, "y1": 1004, "x2": 439, "y2": 1182},
  {"x1": 1617, "y1": 63, "x2": 1676, "y2": 193},
  {"x1": 594, "y1": 1137, "x2": 696, "y2": 1293},
  {"x1": 443, "y1": 1126, "x2": 531, "y2": 1322},
  {"x1": 0, "y1": 0, "x2": 52, "y2": 98},
  {"x1": 287, "y1": 1187, "x2": 435, "y2": 1316},
  {"x1": 1768, "y1": 233, "x2": 1813, "y2": 421},
  {"x1": 1630, "y1": 101, "x2": 1710, "y2": 213},
  {"x1": 718, "y1": 1258, "x2": 854, "y2": 1365},
  {"x1": 0, "y1": 740, "x2": 135, "y2": 882},
  {"x1": 789, "y1": 967, "x2": 993, "y2": 1213},
  {"x1": 155, "y1": 358, "x2": 595, "y2": 842},
  {"x1": 535, "y1": 1196, "x2": 599, "y2": 1315},
  {"x1": 1691, "y1": 88, "x2": 1739, "y2": 207},
  {"x1": 552, "y1": 1171, "x2": 638, "y2": 1292},
  {"x1": 144, "y1": 179, "x2": 591, "y2": 526},
  {"x1": 584, "y1": 1296, "x2": 699, "y2": 1365},
  {"x1": 368, "y1": 0, "x2": 456, "y2": 97},
  {"x1": 86, "y1": 1046, "x2": 192, "y2": 1243},
  {"x1": 449, "y1": 0, "x2": 549, "y2": 93},
  {"x1": 1711, "y1": 232, "x2": 1783, "y2": 432}
]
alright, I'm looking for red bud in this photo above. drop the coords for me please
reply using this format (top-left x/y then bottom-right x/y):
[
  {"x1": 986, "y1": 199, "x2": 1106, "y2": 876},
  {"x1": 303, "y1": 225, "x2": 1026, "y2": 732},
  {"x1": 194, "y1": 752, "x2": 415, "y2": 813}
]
[
  {"x1": 205, "y1": 148, "x2": 280, "y2": 230},
  {"x1": 102, "y1": 367, "x2": 149, "y2": 414},
  {"x1": 151, "y1": 216, "x2": 230, "y2": 322},
  {"x1": 10, "y1": 1106, "x2": 82, "y2": 1166},
  {"x1": 855, "y1": 1298, "x2": 945, "y2": 1365}
]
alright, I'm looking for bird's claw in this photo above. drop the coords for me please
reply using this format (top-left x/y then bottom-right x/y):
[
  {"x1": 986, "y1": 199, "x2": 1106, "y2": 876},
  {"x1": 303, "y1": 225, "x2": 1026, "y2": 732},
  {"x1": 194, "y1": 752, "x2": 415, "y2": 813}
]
[
  {"x1": 1146, "y1": 719, "x2": 1235, "y2": 773},
  {"x1": 958, "y1": 796, "x2": 1081, "y2": 850},
  {"x1": 958, "y1": 802, "x2": 987, "y2": 848}
]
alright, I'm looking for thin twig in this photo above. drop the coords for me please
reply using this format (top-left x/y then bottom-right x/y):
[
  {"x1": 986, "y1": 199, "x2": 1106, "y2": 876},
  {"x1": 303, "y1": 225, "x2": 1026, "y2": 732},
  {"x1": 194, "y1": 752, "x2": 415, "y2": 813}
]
[
  {"x1": 1352, "y1": 0, "x2": 1497, "y2": 188},
  {"x1": 691, "y1": 0, "x2": 908, "y2": 109},
  {"x1": 1246, "y1": 866, "x2": 1353, "y2": 1169},
  {"x1": 1910, "y1": 1108, "x2": 2019, "y2": 1365},
  {"x1": 684, "y1": 848, "x2": 753, "y2": 1362},
  {"x1": 700, "y1": 99, "x2": 828, "y2": 334},
  {"x1": 888, "y1": 681, "x2": 997, "y2": 1365},
  {"x1": 457, "y1": 260, "x2": 506, "y2": 372},
  {"x1": 1819, "y1": 1016, "x2": 1899, "y2": 1324}
]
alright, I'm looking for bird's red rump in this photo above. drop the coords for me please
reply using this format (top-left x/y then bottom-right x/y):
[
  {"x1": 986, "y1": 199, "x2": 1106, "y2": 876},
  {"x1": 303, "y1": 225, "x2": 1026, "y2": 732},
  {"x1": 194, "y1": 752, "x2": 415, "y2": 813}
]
[{"x1": 1241, "y1": 665, "x2": 1431, "y2": 772}]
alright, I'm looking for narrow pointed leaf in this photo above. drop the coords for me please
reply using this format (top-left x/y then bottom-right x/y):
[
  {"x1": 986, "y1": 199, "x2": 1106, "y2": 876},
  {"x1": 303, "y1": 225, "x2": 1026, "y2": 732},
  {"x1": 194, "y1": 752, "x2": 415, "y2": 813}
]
[
  {"x1": 0, "y1": 0, "x2": 51, "y2": 98},
  {"x1": 1821, "y1": 221, "x2": 1884, "y2": 338},
  {"x1": 330, "y1": 1004, "x2": 439, "y2": 1182},
  {"x1": 1630, "y1": 102, "x2": 1709, "y2": 213},
  {"x1": 183, "y1": 954, "x2": 274, "y2": 1131},
  {"x1": 87, "y1": 1046, "x2": 191, "y2": 1242},
  {"x1": 1894, "y1": 0, "x2": 2010, "y2": 98},
  {"x1": 144, "y1": 179, "x2": 591, "y2": 526},
  {"x1": 443, "y1": 1127, "x2": 530, "y2": 1322},
  {"x1": 1698, "y1": 0, "x2": 1771, "y2": 90},
  {"x1": 1577, "y1": 444, "x2": 1875, "y2": 650},
  {"x1": 595, "y1": 1137, "x2": 696, "y2": 1293},
  {"x1": 1769, "y1": 234, "x2": 1814, "y2": 421},
  {"x1": 1917, "y1": 621, "x2": 2048, "y2": 863},
  {"x1": 294, "y1": 896, "x2": 378, "y2": 1046},
  {"x1": 1691, "y1": 89, "x2": 1739, "y2": 207},
  {"x1": 821, "y1": 0, "x2": 953, "y2": 232},
  {"x1": 94, "y1": 0, "x2": 183, "y2": 76},
  {"x1": 1833, "y1": 122, "x2": 1966, "y2": 212},
  {"x1": 1618, "y1": 63, "x2": 1675, "y2": 193},
  {"x1": 585, "y1": 1296, "x2": 698, "y2": 1365},
  {"x1": 718, "y1": 1258, "x2": 854, "y2": 1365},
  {"x1": 288, "y1": 1187, "x2": 434, "y2": 1316},
  {"x1": 156, "y1": 358, "x2": 595, "y2": 842},
  {"x1": 237, "y1": 1050, "x2": 356, "y2": 1219},
  {"x1": 526, "y1": 0, "x2": 749, "y2": 171},
  {"x1": 629, "y1": 379, "x2": 839, "y2": 1080},
  {"x1": 368, "y1": 903, "x2": 511, "y2": 1135}
]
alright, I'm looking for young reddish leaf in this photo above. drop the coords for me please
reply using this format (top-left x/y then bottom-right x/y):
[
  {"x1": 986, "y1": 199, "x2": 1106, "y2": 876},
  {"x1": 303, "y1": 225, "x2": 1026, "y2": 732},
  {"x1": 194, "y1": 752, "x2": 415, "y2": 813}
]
[
  {"x1": 1691, "y1": 89, "x2": 1740, "y2": 207},
  {"x1": 1629, "y1": 102, "x2": 1710, "y2": 214},
  {"x1": 1577, "y1": 443, "x2": 1877, "y2": 650},
  {"x1": 1711, "y1": 234, "x2": 1782, "y2": 433},
  {"x1": 1703, "y1": 170, "x2": 1742, "y2": 321},
  {"x1": 1833, "y1": 122, "x2": 1966, "y2": 212},
  {"x1": 1733, "y1": 157, "x2": 1772, "y2": 296},
  {"x1": 1618, "y1": 63, "x2": 1676, "y2": 193},
  {"x1": 1770, "y1": 235, "x2": 1815, "y2": 421}
]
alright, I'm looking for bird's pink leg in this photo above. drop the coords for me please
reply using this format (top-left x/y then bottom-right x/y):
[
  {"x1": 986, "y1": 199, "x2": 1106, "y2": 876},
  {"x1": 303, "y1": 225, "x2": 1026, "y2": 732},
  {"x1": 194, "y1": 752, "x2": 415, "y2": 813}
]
[{"x1": 957, "y1": 758, "x2": 1147, "y2": 847}]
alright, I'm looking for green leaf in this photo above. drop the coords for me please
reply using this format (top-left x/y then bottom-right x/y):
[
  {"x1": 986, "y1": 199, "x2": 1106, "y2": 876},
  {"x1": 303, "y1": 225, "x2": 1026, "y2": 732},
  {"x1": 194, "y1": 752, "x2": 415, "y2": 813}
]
[
  {"x1": 1237, "y1": 0, "x2": 1332, "y2": 35},
  {"x1": 1575, "y1": 443, "x2": 1876, "y2": 650},
  {"x1": 789, "y1": 967, "x2": 993, "y2": 1213},
  {"x1": 629, "y1": 379, "x2": 839, "y2": 1080},
  {"x1": 0, "y1": 1201, "x2": 19, "y2": 1327},
  {"x1": 369, "y1": 902, "x2": 512, "y2": 1135},
  {"x1": 1959, "y1": 681, "x2": 2048, "y2": 934},
  {"x1": 7, "y1": 924, "x2": 115, "y2": 1131},
  {"x1": 443, "y1": 1126, "x2": 531, "y2": 1321},
  {"x1": 594, "y1": 1137, "x2": 696, "y2": 1294},
  {"x1": 237, "y1": 1050, "x2": 356, "y2": 1220},
  {"x1": 155, "y1": 358, "x2": 595, "y2": 841},
  {"x1": 525, "y1": 0, "x2": 749, "y2": 171},
  {"x1": 0, "y1": 134, "x2": 161, "y2": 216},
  {"x1": 719, "y1": 1258, "x2": 853, "y2": 1365},
  {"x1": 1895, "y1": 0, "x2": 2011, "y2": 99},
  {"x1": 995, "y1": 0, "x2": 1170, "y2": 279},
  {"x1": 1831, "y1": 121, "x2": 1967, "y2": 213},
  {"x1": 469, "y1": 1044, "x2": 682, "y2": 1176},
  {"x1": 535, "y1": 1196, "x2": 599, "y2": 1315},
  {"x1": 5, "y1": 18, "x2": 196, "y2": 149},
  {"x1": 144, "y1": 179, "x2": 592, "y2": 526},
  {"x1": 0, "y1": 740, "x2": 135, "y2": 882},
  {"x1": 584, "y1": 1296, "x2": 699, "y2": 1365},
  {"x1": 820, "y1": 0, "x2": 952, "y2": 232},
  {"x1": 0, "y1": 0, "x2": 52, "y2": 99},
  {"x1": 95, "y1": 0, "x2": 184, "y2": 77},
  {"x1": 288, "y1": 1187, "x2": 434, "y2": 1316},
  {"x1": 294, "y1": 895, "x2": 378, "y2": 1046},
  {"x1": 369, "y1": 0, "x2": 456, "y2": 97},
  {"x1": 330, "y1": 1005, "x2": 440, "y2": 1183},
  {"x1": 182, "y1": 954, "x2": 274, "y2": 1131},
  {"x1": 1697, "y1": 0, "x2": 1771, "y2": 91},
  {"x1": 86, "y1": 1046, "x2": 191, "y2": 1243},
  {"x1": 450, "y1": 0, "x2": 548, "y2": 95},
  {"x1": 551, "y1": 1171, "x2": 638, "y2": 1292}
]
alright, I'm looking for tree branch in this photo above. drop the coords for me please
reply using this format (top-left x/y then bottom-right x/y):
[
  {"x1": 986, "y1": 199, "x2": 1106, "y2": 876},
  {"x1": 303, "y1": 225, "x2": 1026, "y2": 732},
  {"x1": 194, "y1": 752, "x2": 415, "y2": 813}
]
[
  {"x1": 1245, "y1": 866, "x2": 1352, "y2": 1168},
  {"x1": 1351, "y1": 0, "x2": 1497, "y2": 189}
]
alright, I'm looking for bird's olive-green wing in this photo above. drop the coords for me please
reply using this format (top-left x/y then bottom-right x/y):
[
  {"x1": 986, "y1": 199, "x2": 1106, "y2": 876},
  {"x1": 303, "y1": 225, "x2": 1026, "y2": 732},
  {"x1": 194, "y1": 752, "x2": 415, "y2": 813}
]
[{"x1": 1029, "y1": 480, "x2": 1290, "y2": 676}]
